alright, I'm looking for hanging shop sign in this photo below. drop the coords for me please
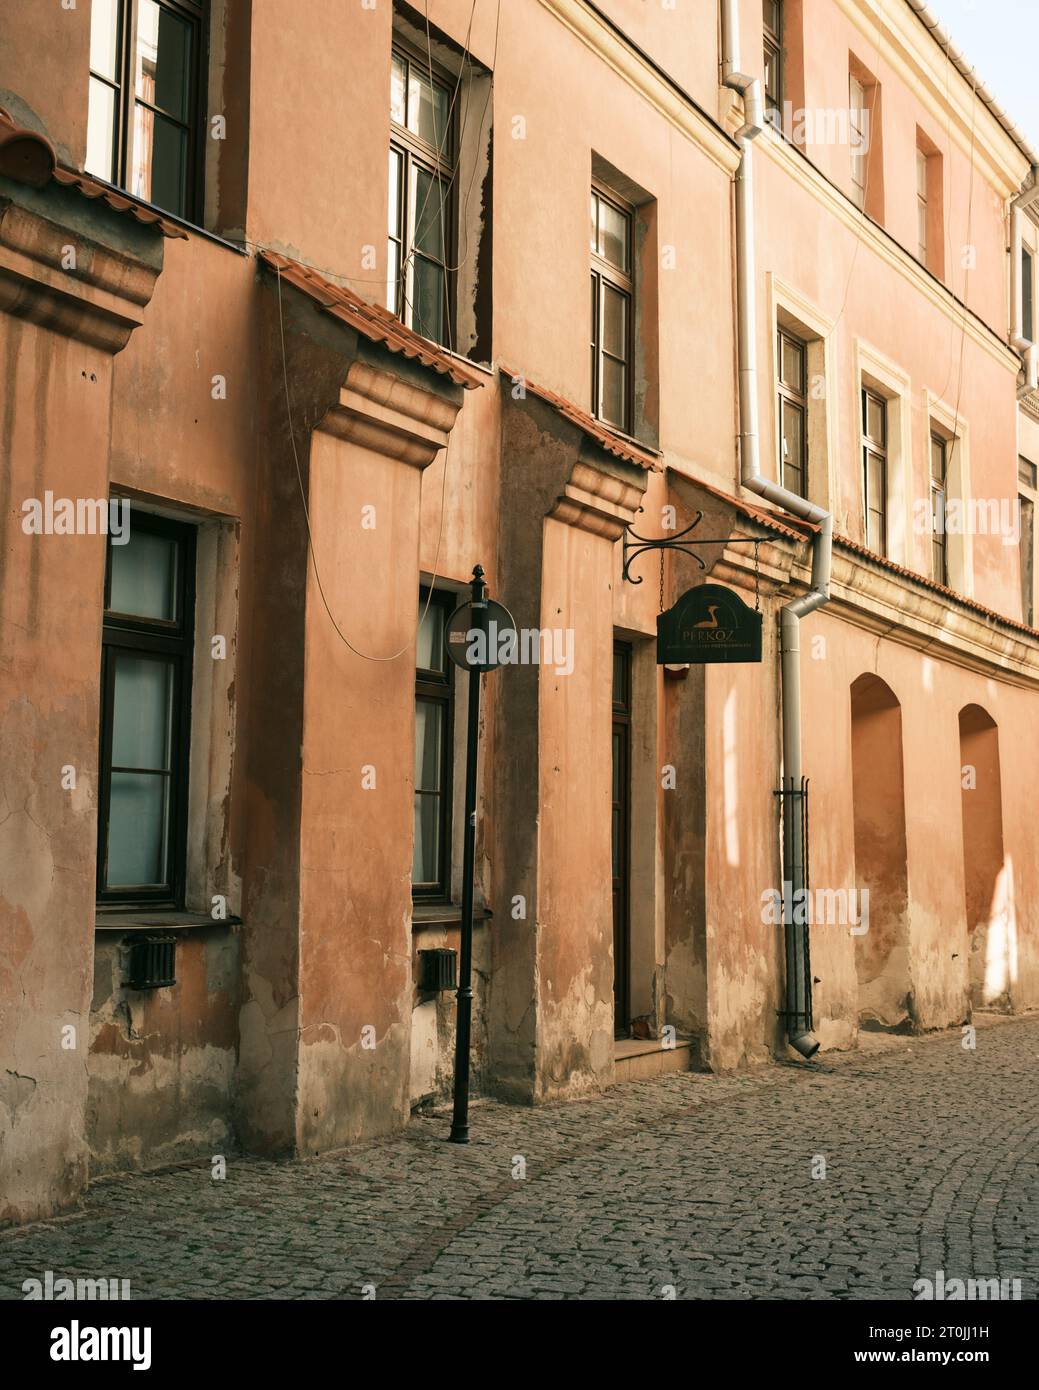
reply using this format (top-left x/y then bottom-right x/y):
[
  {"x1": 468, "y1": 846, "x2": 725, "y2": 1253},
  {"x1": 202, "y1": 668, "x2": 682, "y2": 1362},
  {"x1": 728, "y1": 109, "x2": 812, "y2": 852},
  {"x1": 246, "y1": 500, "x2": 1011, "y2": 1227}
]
[{"x1": 657, "y1": 583, "x2": 762, "y2": 665}]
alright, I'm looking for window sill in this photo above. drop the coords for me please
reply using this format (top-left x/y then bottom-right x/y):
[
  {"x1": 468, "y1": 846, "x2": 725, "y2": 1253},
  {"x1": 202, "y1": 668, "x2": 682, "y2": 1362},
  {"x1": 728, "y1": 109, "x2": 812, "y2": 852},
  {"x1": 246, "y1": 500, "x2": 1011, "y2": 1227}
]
[
  {"x1": 412, "y1": 902, "x2": 493, "y2": 929},
  {"x1": 94, "y1": 909, "x2": 241, "y2": 933},
  {"x1": 593, "y1": 418, "x2": 660, "y2": 459},
  {"x1": 71, "y1": 174, "x2": 250, "y2": 256}
]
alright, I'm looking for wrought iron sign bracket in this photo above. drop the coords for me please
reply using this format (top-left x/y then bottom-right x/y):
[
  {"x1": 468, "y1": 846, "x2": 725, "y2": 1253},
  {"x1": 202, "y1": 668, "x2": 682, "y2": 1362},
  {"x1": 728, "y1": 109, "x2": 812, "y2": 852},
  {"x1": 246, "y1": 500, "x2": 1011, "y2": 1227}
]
[{"x1": 621, "y1": 508, "x2": 768, "y2": 585}]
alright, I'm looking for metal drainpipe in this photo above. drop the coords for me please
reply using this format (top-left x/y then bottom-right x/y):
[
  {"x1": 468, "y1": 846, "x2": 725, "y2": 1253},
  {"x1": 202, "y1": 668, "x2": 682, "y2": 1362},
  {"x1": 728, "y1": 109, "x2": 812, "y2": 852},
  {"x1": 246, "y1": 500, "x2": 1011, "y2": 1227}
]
[
  {"x1": 721, "y1": 0, "x2": 830, "y2": 1058},
  {"x1": 1011, "y1": 171, "x2": 1039, "y2": 397}
]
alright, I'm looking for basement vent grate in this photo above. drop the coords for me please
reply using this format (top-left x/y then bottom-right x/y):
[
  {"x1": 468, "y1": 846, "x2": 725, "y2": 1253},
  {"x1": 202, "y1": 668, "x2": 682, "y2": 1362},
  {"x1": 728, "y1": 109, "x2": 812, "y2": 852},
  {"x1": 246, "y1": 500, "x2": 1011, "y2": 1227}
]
[
  {"x1": 125, "y1": 934, "x2": 177, "y2": 990},
  {"x1": 418, "y1": 947, "x2": 458, "y2": 993}
]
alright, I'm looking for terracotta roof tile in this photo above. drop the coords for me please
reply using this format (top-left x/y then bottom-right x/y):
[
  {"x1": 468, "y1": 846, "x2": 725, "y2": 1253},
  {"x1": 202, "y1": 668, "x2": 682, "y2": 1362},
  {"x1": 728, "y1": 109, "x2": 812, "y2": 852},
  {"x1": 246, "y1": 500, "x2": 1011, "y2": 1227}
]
[
  {"x1": 50, "y1": 166, "x2": 187, "y2": 238},
  {"x1": 835, "y1": 532, "x2": 1038, "y2": 638},
  {"x1": 0, "y1": 106, "x2": 188, "y2": 238},
  {"x1": 498, "y1": 363, "x2": 661, "y2": 471},
  {"x1": 685, "y1": 472, "x2": 820, "y2": 542},
  {"x1": 0, "y1": 106, "x2": 53, "y2": 188},
  {"x1": 259, "y1": 249, "x2": 484, "y2": 389}
]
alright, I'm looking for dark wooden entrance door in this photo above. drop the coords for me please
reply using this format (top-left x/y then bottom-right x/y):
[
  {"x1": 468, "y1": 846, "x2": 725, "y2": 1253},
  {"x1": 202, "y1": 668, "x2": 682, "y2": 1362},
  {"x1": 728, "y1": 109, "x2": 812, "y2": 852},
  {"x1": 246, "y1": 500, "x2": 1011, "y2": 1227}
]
[{"x1": 612, "y1": 641, "x2": 632, "y2": 1035}]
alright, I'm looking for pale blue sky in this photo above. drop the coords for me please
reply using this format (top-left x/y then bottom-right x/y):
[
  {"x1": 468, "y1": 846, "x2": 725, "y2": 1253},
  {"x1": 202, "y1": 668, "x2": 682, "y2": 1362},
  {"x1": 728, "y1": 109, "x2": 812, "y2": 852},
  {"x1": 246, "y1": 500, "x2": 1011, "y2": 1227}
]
[{"x1": 923, "y1": 0, "x2": 1039, "y2": 153}]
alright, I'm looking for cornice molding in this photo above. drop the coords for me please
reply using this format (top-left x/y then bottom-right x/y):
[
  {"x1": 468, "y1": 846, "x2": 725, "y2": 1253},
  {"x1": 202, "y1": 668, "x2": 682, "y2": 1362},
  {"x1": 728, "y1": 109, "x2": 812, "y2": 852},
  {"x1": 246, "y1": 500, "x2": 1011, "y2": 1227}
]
[
  {"x1": 535, "y1": 0, "x2": 740, "y2": 178},
  {"x1": 835, "y1": 0, "x2": 1030, "y2": 198},
  {"x1": 786, "y1": 541, "x2": 1039, "y2": 689},
  {"x1": 759, "y1": 129, "x2": 1020, "y2": 377}
]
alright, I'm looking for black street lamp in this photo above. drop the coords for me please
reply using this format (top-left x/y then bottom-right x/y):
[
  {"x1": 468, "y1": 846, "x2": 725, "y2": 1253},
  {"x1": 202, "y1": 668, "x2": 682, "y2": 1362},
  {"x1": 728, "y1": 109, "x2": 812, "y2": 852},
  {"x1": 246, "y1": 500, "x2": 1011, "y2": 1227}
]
[{"x1": 444, "y1": 565, "x2": 513, "y2": 1143}]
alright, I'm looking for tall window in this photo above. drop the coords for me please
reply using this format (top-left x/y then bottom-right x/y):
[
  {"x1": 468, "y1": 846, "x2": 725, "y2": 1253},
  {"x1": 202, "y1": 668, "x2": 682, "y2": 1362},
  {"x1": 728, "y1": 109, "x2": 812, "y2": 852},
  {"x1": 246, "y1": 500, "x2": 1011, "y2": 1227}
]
[
  {"x1": 590, "y1": 185, "x2": 634, "y2": 434},
  {"x1": 850, "y1": 74, "x2": 868, "y2": 210},
  {"x1": 763, "y1": 0, "x2": 783, "y2": 125},
  {"x1": 387, "y1": 46, "x2": 455, "y2": 348},
  {"x1": 414, "y1": 588, "x2": 454, "y2": 900},
  {"x1": 777, "y1": 328, "x2": 807, "y2": 497},
  {"x1": 1023, "y1": 247, "x2": 1035, "y2": 344},
  {"x1": 861, "y1": 388, "x2": 888, "y2": 555},
  {"x1": 86, "y1": 0, "x2": 207, "y2": 222},
  {"x1": 1020, "y1": 458, "x2": 1037, "y2": 627},
  {"x1": 916, "y1": 147, "x2": 928, "y2": 263},
  {"x1": 98, "y1": 510, "x2": 195, "y2": 906},
  {"x1": 930, "y1": 432, "x2": 948, "y2": 585}
]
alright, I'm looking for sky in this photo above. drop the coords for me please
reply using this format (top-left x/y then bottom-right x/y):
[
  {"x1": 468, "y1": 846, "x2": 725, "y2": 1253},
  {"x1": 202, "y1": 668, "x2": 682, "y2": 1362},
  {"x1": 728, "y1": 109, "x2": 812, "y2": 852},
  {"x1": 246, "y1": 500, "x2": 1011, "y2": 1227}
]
[{"x1": 922, "y1": 0, "x2": 1039, "y2": 153}]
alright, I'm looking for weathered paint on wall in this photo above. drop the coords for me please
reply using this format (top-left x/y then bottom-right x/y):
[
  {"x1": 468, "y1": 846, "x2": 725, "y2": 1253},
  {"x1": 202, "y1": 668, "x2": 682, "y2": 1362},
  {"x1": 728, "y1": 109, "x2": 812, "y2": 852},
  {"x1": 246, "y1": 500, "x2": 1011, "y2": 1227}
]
[
  {"x1": 0, "y1": 182, "x2": 165, "y2": 1223},
  {"x1": 88, "y1": 930, "x2": 238, "y2": 1173},
  {"x1": 2, "y1": 0, "x2": 1038, "y2": 1227}
]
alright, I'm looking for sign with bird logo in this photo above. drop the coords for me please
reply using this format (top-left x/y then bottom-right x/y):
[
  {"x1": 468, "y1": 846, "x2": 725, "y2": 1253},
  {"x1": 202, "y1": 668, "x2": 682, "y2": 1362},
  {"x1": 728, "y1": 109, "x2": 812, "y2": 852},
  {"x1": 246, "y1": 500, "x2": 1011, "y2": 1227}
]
[{"x1": 657, "y1": 583, "x2": 762, "y2": 665}]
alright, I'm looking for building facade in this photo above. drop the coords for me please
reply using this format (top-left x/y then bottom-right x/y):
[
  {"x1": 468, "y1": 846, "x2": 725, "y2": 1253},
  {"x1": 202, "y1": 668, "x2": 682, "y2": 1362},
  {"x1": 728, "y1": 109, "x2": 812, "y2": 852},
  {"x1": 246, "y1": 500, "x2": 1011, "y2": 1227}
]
[{"x1": 1, "y1": 0, "x2": 1037, "y2": 1225}]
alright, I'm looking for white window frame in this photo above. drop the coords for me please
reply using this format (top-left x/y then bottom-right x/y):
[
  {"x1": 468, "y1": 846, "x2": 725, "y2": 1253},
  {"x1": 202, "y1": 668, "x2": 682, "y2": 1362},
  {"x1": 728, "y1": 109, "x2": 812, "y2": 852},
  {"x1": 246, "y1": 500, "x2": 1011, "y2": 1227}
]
[
  {"x1": 850, "y1": 74, "x2": 868, "y2": 210},
  {"x1": 768, "y1": 274, "x2": 839, "y2": 515},
  {"x1": 855, "y1": 342, "x2": 912, "y2": 566}
]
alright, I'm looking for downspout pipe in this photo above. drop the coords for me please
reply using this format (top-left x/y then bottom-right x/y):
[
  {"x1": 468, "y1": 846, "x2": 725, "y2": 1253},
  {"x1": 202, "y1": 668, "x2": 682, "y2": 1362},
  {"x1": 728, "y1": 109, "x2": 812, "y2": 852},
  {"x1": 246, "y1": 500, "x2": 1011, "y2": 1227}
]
[
  {"x1": 722, "y1": 0, "x2": 830, "y2": 1059},
  {"x1": 1011, "y1": 170, "x2": 1039, "y2": 398}
]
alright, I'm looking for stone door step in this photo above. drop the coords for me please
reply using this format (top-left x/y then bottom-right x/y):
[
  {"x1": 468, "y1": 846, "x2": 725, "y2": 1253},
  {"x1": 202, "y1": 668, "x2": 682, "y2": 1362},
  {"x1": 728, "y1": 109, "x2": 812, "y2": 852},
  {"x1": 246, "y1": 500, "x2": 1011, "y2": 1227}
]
[{"x1": 613, "y1": 1037, "x2": 695, "y2": 1082}]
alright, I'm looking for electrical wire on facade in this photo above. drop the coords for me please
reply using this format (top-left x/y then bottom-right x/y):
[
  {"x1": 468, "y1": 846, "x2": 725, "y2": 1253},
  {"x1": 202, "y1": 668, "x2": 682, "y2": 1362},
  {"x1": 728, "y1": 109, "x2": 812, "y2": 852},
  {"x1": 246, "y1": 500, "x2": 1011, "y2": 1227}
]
[
  {"x1": 393, "y1": 0, "x2": 480, "y2": 349},
  {"x1": 831, "y1": 12, "x2": 885, "y2": 334},
  {"x1": 275, "y1": 264, "x2": 452, "y2": 662},
  {"x1": 443, "y1": 0, "x2": 503, "y2": 277},
  {"x1": 950, "y1": 76, "x2": 979, "y2": 451},
  {"x1": 233, "y1": 0, "x2": 490, "y2": 309}
]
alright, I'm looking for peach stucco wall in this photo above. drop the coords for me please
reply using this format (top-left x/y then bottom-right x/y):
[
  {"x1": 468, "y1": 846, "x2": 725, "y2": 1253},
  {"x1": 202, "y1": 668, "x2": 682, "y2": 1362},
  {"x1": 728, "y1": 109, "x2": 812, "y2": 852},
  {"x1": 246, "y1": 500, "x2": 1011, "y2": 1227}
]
[
  {"x1": 0, "y1": 318, "x2": 112, "y2": 1221},
  {"x1": 2, "y1": 0, "x2": 1038, "y2": 1227}
]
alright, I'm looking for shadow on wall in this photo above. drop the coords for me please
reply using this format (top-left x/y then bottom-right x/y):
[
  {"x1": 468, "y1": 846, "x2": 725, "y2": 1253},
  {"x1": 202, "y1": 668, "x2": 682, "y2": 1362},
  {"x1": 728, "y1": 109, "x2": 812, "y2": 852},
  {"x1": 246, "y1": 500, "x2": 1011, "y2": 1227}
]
[
  {"x1": 958, "y1": 705, "x2": 1016, "y2": 1011},
  {"x1": 850, "y1": 673, "x2": 912, "y2": 1030}
]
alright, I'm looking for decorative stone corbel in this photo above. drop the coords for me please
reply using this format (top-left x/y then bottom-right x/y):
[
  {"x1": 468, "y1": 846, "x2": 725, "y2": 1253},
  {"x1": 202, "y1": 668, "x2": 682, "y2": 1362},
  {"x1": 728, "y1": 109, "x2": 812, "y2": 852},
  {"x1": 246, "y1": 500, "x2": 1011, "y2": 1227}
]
[
  {"x1": 0, "y1": 195, "x2": 161, "y2": 353},
  {"x1": 316, "y1": 359, "x2": 463, "y2": 469},
  {"x1": 550, "y1": 457, "x2": 647, "y2": 539}
]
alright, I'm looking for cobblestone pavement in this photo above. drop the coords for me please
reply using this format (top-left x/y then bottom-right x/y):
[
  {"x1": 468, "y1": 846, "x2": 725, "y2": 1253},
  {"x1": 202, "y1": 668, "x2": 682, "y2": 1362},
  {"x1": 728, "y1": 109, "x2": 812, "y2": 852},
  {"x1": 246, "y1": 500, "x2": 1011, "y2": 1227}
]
[{"x1": 3, "y1": 1015, "x2": 1038, "y2": 1301}]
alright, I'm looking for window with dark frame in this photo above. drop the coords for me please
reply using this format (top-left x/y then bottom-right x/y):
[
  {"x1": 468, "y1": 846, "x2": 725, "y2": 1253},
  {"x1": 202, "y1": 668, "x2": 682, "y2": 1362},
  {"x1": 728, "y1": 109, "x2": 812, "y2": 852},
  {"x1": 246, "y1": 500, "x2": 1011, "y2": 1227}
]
[
  {"x1": 388, "y1": 44, "x2": 456, "y2": 349},
  {"x1": 930, "y1": 431, "x2": 948, "y2": 585},
  {"x1": 86, "y1": 0, "x2": 207, "y2": 223},
  {"x1": 414, "y1": 588, "x2": 455, "y2": 901},
  {"x1": 1020, "y1": 457, "x2": 1037, "y2": 628},
  {"x1": 98, "y1": 509, "x2": 196, "y2": 908},
  {"x1": 777, "y1": 327, "x2": 808, "y2": 497},
  {"x1": 590, "y1": 184, "x2": 634, "y2": 434},
  {"x1": 861, "y1": 387, "x2": 888, "y2": 556},
  {"x1": 763, "y1": 0, "x2": 783, "y2": 125},
  {"x1": 1023, "y1": 247, "x2": 1035, "y2": 344}
]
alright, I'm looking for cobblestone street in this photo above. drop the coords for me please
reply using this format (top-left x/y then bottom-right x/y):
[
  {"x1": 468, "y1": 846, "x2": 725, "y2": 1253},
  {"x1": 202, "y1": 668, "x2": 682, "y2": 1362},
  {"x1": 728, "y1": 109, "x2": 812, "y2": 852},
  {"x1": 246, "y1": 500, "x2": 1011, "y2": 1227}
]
[{"x1": 3, "y1": 1016, "x2": 1037, "y2": 1302}]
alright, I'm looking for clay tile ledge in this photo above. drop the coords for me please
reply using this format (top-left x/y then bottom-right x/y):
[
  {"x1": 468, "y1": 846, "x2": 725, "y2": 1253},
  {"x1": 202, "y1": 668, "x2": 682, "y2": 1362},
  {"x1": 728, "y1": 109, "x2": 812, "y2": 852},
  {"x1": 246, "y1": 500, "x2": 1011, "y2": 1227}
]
[
  {"x1": 498, "y1": 362, "x2": 661, "y2": 473},
  {"x1": 0, "y1": 106, "x2": 187, "y2": 239},
  {"x1": 0, "y1": 106, "x2": 55, "y2": 188},
  {"x1": 259, "y1": 249, "x2": 483, "y2": 391}
]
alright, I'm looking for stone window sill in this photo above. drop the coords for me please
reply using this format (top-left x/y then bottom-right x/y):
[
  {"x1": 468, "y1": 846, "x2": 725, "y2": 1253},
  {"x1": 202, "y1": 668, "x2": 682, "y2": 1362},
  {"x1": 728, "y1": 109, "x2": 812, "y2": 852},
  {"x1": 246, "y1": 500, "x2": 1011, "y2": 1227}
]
[
  {"x1": 94, "y1": 909, "x2": 241, "y2": 933},
  {"x1": 412, "y1": 902, "x2": 493, "y2": 929}
]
